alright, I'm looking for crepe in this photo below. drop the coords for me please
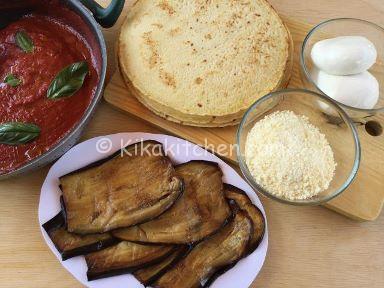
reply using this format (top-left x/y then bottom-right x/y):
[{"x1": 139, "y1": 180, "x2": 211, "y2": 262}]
[{"x1": 118, "y1": 0, "x2": 292, "y2": 127}]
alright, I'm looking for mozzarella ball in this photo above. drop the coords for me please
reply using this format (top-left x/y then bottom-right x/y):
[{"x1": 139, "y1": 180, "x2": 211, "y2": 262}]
[
  {"x1": 311, "y1": 36, "x2": 377, "y2": 75},
  {"x1": 311, "y1": 68, "x2": 379, "y2": 109}
]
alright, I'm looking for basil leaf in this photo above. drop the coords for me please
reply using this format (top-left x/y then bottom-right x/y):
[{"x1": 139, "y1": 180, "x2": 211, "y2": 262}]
[
  {"x1": 15, "y1": 31, "x2": 34, "y2": 53},
  {"x1": 0, "y1": 122, "x2": 40, "y2": 145},
  {"x1": 4, "y1": 74, "x2": 22, "y2": 87},
  {"x1": 47, "y1": 61, "x2": 89, "y2": 100}
]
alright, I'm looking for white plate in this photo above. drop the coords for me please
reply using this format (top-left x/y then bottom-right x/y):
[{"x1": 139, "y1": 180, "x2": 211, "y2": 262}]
[{"x1": 39, "y1": 133, "x2": 268, "y2": 288}]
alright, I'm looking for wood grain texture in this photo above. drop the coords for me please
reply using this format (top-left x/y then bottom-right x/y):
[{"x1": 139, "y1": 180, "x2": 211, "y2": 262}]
[
  {"x1": 105, "y1": 11, "x2": 384, "y2": 220},
  {"x1": 0, "y1": 1, "x2": 383, "y2": 288}
]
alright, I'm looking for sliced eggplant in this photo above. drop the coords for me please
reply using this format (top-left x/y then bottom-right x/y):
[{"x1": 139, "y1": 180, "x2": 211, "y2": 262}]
[
  {"x1": 42, "y1": 212, "x2": 118, "y2": 260},
  {"x1": 113, "y1": 161, "x2": 231, "y2": 244},
  {"x1": 85, "y1": 241, "x2": 176, "y2": 281},
  {"x1": 224, "y1": 184, "x2": 265, "y2": 250},
  {"x1": 60, "y1": 141, "x2": 184, "y2": 234},
  {"x1": 153, "y1": 210, "x2": 252, "y2": 288},
  {"x1": 133, "y1": 246, "x2": 190, "y2": 286},
  {"x1": 202, "y1": 186, "x2": 266, "y2": 288}
]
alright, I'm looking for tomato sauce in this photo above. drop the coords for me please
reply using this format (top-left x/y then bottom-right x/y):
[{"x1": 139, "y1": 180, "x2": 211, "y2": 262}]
[{"x1": 0, "y1": 14, "x2": 98, "y2": 174}]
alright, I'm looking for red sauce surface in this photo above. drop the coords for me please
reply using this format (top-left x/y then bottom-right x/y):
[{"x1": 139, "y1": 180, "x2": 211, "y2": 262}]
[{"x1": 0, "y1": 14, "x2": 98, "y2": 174}]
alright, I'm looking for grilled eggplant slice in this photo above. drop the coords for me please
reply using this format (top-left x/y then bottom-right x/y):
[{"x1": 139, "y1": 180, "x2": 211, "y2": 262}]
[
  {"x1": 113, "y1": 161, "x2": 231, "y2": 244},
  {"x1": 153, "y1": 210, "x2": 252, "y2": 288},
  {"x1": 224, "y1": 184, "x2": 265, "y2": 250},
  {"x1": 202, "y1": 186, "x2": 266, "y2": 288},
  {"x1": 134, "y1": 246, "x2": 190, "y2": 286},
  {"x1": 60, "y1": 141, "x2": 184, "y2": 234},
  {"x1": 85, "y1": 241, "x2": 176, "y2": 281},
  {"x1": 42, "y1": 212, "x2": 118, "y2": 260}
]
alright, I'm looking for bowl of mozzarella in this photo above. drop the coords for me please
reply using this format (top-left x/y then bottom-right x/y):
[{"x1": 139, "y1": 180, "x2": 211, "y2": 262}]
[{"x1": 300, "y1": 18, "x2": 384, "y2": 121}]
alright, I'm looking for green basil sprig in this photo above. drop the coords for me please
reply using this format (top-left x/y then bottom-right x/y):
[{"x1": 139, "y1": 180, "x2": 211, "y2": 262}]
[
  {"x1": 15, "y1": 31, "x2": 34, "y2": 53},
  {"x1": 47, "y1": 61, "x2": 89, "y2": 100},
  {"x1": 0, "y1": 122, "x2": 40, "y2": 145},
  {"x1": 4, "y1": 74, "x2": 22, "y2": 87}
]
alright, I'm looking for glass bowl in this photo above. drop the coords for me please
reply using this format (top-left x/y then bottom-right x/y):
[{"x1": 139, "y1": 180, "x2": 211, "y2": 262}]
[
  {"x1": 300, "y1": 18, "x2": 384, "y2": 120},
  {"x1": 236, "y1": 89, "x2": 361, "y2": 205}
]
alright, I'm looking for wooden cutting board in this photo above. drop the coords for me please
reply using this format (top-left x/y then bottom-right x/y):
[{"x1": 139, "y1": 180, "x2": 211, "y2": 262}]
[{"x1": 104, "y1": 15, "x2": 384, "y2": 221}]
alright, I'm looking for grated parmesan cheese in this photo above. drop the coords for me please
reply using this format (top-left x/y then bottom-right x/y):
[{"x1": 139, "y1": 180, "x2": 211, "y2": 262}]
[{"x1": 245, "y1": 110, "x2": 336, "y2": 200}]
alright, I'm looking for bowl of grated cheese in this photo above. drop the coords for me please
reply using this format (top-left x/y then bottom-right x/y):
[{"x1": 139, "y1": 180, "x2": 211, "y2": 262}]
[{"x1": 237, "y1": 89, "x2": 361, "y2": 205}]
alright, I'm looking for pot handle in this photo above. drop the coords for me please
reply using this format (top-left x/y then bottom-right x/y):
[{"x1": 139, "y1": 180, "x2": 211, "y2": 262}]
[{"x1": 80, "y1": 0, "x2": 125, "y2": 28}]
